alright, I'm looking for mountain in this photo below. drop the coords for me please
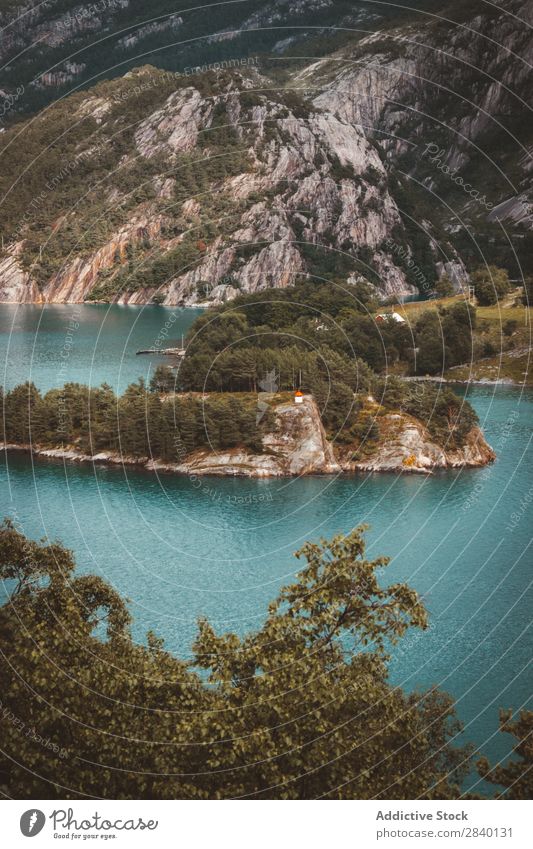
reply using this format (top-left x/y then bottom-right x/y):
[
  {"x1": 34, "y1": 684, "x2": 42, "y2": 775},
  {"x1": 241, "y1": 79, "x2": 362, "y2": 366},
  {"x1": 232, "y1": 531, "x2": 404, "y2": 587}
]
[
  {"x1": 0, "y1": 0, "x2": 530, "y2": 305},
  {"x1": 0, "y1": 66, "x2": 420, "y2": 304},
  {"x1": 0, "y1": 0, "x2": 444, "y2": 116},
  {"x1": 296, "y1": 0, "x2": 533, "y2": 272}
]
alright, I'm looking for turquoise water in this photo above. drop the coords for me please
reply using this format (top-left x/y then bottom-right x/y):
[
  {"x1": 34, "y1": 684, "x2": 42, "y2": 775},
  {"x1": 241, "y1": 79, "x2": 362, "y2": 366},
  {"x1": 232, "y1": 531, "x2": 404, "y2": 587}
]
[
  {"x1": 0, "y1": 305, "x2": 532, "y2": 793},
  {"x1": 0, "y1": 303, "x2": 202, "y2": 392}
]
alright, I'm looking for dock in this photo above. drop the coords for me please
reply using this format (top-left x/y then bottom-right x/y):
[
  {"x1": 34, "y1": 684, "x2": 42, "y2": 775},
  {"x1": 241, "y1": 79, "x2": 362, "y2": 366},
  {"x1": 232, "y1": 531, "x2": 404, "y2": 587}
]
[{"x1": 136, "y1": 347, "x2": 186, "y2": 356}]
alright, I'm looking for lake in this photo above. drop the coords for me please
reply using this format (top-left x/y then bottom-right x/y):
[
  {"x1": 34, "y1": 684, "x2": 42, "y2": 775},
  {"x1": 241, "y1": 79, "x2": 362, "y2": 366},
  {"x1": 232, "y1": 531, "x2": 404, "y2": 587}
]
[
  {"x1": 1, "y1": 304, "x2": 531, "y2": 794},
  {"x1": 0, "y1": 302, "x2": 202, "y2": 392}
]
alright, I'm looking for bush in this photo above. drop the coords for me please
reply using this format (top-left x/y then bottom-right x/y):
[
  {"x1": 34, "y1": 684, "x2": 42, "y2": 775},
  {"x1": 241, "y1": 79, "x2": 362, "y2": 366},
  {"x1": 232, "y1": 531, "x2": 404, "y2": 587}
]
[
  {"x1": 471, "y1": 266, "x2": 510, "y2": 305},
  {"x1": 434, "y1": 274, "x2": 455, "y2": 298}
]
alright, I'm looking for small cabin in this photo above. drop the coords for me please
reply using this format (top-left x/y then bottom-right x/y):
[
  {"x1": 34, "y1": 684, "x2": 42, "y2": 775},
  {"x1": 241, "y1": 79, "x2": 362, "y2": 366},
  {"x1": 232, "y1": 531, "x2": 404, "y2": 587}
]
[
  {"x1": 294, "y1": 390, "x2": 304, "y2": 404},
  {"x1": 376, "y1": 312, "x2": 406, "y2": 324}
]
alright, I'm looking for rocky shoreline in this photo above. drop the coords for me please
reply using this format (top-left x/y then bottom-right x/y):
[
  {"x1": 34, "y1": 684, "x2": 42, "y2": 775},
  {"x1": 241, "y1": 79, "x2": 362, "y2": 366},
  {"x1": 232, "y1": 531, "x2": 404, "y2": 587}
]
[
  {"x1": 406, "y1": 376, "x2": 520, "y2": 387},
  {"x1": 1, "y1": 396, "x2": 495, "y2": 478}
]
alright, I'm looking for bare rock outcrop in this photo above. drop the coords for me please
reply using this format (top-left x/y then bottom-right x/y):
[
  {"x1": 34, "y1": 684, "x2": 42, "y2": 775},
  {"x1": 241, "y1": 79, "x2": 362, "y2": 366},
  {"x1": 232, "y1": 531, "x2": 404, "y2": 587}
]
[
  {"x1": 156, "y1": 395, "x2": 341, "y2": 476},
  {"x1": 338, "y1": 413, "x2": 495, "y2": 474}
]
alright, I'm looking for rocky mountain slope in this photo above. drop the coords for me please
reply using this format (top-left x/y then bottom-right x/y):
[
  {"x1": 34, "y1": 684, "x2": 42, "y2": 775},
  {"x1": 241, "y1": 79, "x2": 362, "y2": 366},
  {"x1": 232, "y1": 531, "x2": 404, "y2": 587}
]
[
  {"x1": 296, "y1": 0, "x2": 533, "y2": 277},
  {"x1": 0, "y1": 66, "x2": 419, "y2": 304},
  {"x1": 0, "y1": 0, "x2": 529, "y2": 305}
]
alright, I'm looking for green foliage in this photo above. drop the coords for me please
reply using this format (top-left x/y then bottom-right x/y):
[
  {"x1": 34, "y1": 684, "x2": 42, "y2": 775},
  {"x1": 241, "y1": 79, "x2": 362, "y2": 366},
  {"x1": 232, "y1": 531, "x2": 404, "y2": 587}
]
[
  {"x1": 0, "y1": 521, "x2": 473, "y2": 799},
  {"x1": 183, "y1": 280, "x2": 477, "y2": 379},
  {"x1": 299, "y1": 241, "x2": 360, "y2": 280},
  {"x1": 471, "y1": 266, "x2": 511, "y2": 306},
  {"x1": 372, "y1": 377, "x2": 479, "y2": 449},
  {"x1": 434, "y1": 274, "x2": 455, "y2": 297},
  {"x1": 503, "y1": 319, "x2": 518, "y2": 336},
  {"x1": 387, "y1": 179, "x2": 438, "y2": 292},
  {"x1": 88, "y1": 239, "x2": 203, "y2": 300},
  {"x1": 279, "y1": 89, "x2": 314, "y2": 119},
  {"x1": 0, "y1": 381, "x2": 272, "y2": 460},
  {"x1": 411, "y1": 301, "x2": 476, "y2": 375},
  {"x1": 477, "y1": 710, "x2": 533, "y2": 799},
  {"x1": 309, "y1": 376, "x2": 361, "y2": 437},
  {"x1": 149, "y1": 364, "x2": 176, "y2": 393},
  {"x1": 329, "y1": 154, "x2": 356, "y2": 181},
  {"x1": 0, "y1": 382, "x2": 42, "y2": 444},
  {"x1": 178, "y1": 280, "x2": 479, "y2": 443},
  {"x1": 184, "y1": 279, "x2": 379, "y2": 362}
]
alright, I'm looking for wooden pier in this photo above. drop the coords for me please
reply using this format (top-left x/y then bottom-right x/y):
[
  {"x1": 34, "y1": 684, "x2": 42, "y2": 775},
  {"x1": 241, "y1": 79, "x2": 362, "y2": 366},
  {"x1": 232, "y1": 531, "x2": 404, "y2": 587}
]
[{"x1": 136, "y1": 347, "x2": 186, "y2": 356}]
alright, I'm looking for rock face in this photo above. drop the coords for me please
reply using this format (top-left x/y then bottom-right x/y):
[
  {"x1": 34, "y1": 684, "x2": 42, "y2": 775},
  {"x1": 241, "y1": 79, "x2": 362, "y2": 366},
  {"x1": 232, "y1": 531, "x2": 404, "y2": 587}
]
[
  {"x1": 298, "y1": 0, "x2": 532, "y2": 234},
  {"x1": 0, "y1": 68, "x2": 416, "y2": 306},
  {"x1": 171, "y1": 395, "x2": 341, "y2": 477},
  {"x1": 0, "y1": 245, "x2": 39, "y2": 303},
  {"x1": 339, "y1": 414, "x2": 495, "y2": 474},
  {"x1": 1, "y1": 397, "x2": 494, "y2": 478}
]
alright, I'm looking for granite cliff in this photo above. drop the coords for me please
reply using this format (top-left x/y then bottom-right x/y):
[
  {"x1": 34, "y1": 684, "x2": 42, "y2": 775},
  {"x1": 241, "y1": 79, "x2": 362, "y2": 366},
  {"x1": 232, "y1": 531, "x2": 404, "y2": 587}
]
[{"x1": 0, "y1": 1, "x2": 529, "y2": 305}]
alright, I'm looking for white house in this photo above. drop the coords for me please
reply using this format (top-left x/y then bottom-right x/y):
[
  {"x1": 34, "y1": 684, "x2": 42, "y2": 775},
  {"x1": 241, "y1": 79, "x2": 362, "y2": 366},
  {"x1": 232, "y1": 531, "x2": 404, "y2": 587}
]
[{"x1": 376, "y1": 312, "x2": 406, "y2": 324}]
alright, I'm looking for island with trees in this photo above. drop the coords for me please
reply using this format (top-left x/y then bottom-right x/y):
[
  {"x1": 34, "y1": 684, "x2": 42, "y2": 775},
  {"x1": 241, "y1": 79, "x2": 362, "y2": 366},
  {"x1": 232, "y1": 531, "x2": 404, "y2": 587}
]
[
  {"x1": 2, "y1": 281, "x2": 495, "y2": 477},
  {"x1": 1, "y1": 278, "x2": 502, "y2": 476}
]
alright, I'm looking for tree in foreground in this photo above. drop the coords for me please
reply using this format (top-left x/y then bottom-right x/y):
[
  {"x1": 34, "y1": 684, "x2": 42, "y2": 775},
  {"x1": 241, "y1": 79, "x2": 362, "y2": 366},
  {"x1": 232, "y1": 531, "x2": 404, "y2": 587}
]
[
  {"x1": 0, "y1": 520, "x2": 473, "y2": 799},
  {"x1": 477, "y1": 710, "x2": 533, "y2": 799}
]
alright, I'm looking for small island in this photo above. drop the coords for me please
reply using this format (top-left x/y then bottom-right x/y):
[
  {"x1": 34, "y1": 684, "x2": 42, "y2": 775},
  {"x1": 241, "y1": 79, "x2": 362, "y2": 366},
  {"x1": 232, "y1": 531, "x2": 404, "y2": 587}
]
[
  {"x1": 1, "y1": 280, "x2": 500, "y2": 476},
  {"x1": 0, "y1": 384, "x2": 494, "y2": 478}
]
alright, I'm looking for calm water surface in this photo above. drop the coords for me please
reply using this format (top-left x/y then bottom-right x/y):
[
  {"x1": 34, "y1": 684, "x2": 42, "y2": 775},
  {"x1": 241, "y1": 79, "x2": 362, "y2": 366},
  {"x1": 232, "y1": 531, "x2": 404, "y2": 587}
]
[
  {"x1": 0, "y1": 303, "x2": 202, "y2": 392},
  {"x1": 0, "y1": 304, "x2": 531, "y2": 793}
]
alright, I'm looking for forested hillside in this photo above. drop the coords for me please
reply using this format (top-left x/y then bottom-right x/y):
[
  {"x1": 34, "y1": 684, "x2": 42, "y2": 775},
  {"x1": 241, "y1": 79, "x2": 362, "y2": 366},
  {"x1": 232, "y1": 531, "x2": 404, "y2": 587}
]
[{"x1": 1, "y1": 1, "x2": 530, "y2": 305}]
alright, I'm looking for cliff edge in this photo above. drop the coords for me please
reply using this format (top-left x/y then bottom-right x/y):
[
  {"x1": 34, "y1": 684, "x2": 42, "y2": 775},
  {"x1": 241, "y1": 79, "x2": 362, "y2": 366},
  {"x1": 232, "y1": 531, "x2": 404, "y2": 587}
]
[{"x1": 338, "y1": 412, "x2": 495, "y2": 474}]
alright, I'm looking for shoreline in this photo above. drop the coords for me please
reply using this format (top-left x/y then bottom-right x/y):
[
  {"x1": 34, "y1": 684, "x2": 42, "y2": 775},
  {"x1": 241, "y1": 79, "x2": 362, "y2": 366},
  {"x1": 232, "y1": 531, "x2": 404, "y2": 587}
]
[
  {"x1": 405, "y1": 376, "x2": 524, "y2": 387},
  {"x1": 1, "y1": 432, "x2": 496, "y2": 479}
]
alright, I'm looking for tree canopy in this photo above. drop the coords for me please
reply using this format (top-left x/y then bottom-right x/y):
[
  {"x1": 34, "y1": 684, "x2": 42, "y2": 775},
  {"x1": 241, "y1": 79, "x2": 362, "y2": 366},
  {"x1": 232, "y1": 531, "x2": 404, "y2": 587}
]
[
  {"x1": 1, "y1": 371, "x2": 479, "y2": 460},
  {"x1": 0, "y1": 521, "x2": 475, "y2": 799},
  {"x1": 477, "y1": 710, "x2": 533, "y2": 799},
  {"x1": 471, "y1": 266, "x2": 511, "y2": 306},
  {"x1": 181, "y1": 279, "x2": 479, "y2": 385}
]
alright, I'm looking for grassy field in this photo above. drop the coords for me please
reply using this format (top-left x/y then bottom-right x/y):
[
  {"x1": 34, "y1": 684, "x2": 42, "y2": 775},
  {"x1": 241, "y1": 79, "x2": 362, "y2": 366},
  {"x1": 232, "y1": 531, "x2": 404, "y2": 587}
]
[
  {"x1": 387, "y1": 290, "x2": 531, "y2": 325},
  {"x1": 379, "y1": 290, "x2": 532, "y2": 385},
  {"x1": 444, "y1": 350, "x2": 532, "y2": 385}
]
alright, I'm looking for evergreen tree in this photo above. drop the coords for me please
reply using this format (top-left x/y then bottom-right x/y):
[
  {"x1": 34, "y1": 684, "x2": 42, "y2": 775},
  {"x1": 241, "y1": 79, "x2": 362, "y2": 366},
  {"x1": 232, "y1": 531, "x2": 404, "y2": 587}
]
[
  {"x1": 3, "y1": 382, "x2": 43, "y2": 444},
  {"x1": 149, "y1": 364, "x2": 175, "y2": 394}
]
